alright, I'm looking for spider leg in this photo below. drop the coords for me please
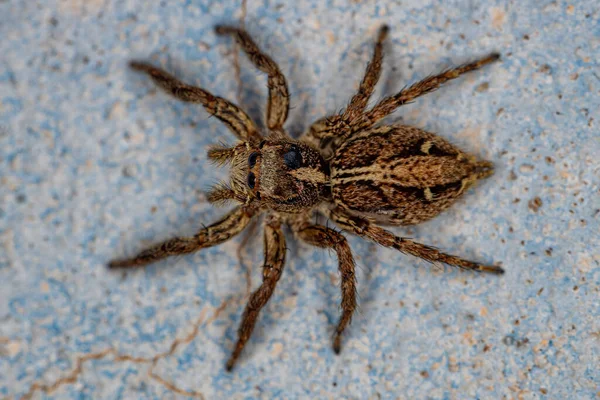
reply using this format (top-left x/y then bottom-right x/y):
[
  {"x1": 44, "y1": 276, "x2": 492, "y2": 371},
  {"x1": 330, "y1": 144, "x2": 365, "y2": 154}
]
[
  {"x1": 295, "y1": 222, "x2": 357, "y2": 354},
  {"x1": 352, "y1": 53, "x2": 500, "y2": 133},
  {"x1": 329, "y1": 208, "x2": 504, "y2": 275},
  {"x1": 129, "y1": 61, "x2": 261, "y2": 142},
  {"x1": 227, "y1": 216, "x2": 286, "y2": 371},
  {"x1": 215, "y1": 26, "x2": 290, "y2": 135},
  {"x1": 108, "y1": 206, "x2": 256, "y2": 268},
  {"x1": 303, "y1": 25, "x2": 389, "y2": 150}
]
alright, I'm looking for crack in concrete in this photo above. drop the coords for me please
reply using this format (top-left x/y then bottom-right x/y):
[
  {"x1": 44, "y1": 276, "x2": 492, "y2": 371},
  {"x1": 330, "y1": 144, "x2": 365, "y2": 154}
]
[{"x1": 20, "y1": 300, "x2": 230, "y2": 400}]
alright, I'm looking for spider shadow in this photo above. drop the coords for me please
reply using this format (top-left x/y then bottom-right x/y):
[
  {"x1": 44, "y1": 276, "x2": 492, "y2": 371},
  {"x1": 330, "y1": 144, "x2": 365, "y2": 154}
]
[
  {"x1": 218, "y1": 222, "x2": 304, "y2": 369},
  {"x1": 354, "y1": 240, "x2": 385, "y2": 322},
  {"x1": 214, "y1": 20, "x2": 311, "y2": 137},
  {"x1": 226, "y1": 48, "x2": 267, "y2": 133}
]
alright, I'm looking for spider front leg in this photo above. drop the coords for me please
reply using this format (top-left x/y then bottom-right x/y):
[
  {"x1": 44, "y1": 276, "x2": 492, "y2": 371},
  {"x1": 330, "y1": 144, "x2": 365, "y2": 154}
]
[
  {"x1": 109, "y1": 206, "x2": 255, "y2": 268},
  {"x1": 303, "y1": 25, "x2": 389, "y2": 149},
  {"x1": 295, "y1": 223, "x2": 357, "y2": 353},
  {"x1": 227, "y1": 216, "x2": 286, "y2": 371},
  {"x1": 329, "y1": 208, "x2": 504, "y2": 275},
  {"x1": 129, "y1": 61, "x2": 261, "y2": 142},
  {"x1": 215, "y1": 26, "x2": 290, "y2": 135}
]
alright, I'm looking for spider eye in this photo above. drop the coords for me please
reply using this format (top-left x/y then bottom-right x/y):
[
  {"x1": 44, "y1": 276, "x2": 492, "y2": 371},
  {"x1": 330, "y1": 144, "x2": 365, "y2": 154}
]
[
  {"x1": 247, "y1": 172, "x2": 256, "y2": 189},
  {"x1": 283, "y1": 146, "x2": 302, "y2": 169},
  {"x1": 248, "y1": 152, "x2": 259, "y2": 169}
]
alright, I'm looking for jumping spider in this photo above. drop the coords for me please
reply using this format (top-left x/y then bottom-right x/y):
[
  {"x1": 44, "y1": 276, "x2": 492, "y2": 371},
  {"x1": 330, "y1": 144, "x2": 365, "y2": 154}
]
[{"x1": 109, "y1": 25, "x2": 503, "y2": 370}]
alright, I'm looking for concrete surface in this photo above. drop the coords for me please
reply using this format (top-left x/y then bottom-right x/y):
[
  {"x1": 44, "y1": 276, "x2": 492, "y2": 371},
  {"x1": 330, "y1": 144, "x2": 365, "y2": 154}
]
[{"x1": 1, "y1": 0, "x2": 599, "y2": 399}]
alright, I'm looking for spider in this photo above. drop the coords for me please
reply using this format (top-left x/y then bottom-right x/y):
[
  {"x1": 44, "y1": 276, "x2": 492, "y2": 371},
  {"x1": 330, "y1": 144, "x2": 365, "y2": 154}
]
[{"x1": 109, "y1": 25, "x2": 504, "y2": 371}]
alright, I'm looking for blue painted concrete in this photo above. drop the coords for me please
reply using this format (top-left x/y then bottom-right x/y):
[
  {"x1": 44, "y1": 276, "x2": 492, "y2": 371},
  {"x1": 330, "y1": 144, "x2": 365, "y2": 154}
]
[{"x1": 1, "y1": 0, "x2": 599, "y2": 398}]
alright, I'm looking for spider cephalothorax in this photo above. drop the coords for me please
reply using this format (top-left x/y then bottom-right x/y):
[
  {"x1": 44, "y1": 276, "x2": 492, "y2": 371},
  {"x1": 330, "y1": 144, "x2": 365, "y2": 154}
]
[
  {"x1": 110, "y1": 25, "x2": 503, "y2": 371},
  {"x1": 208, "y1": 139, "x2": 330, "y2": 213}
]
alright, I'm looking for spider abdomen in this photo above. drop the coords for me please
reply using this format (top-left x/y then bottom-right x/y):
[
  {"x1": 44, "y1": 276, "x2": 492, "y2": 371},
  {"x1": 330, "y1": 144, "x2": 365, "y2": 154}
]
[{"x1": 329, "y1": 124, "x2": 492, "y2": 226}]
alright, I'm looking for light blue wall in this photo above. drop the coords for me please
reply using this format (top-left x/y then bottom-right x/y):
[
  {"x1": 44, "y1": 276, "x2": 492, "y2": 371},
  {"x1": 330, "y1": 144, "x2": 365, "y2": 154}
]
[{"x1": 1, "y1": 0, "x2": 598, "y2": 398}]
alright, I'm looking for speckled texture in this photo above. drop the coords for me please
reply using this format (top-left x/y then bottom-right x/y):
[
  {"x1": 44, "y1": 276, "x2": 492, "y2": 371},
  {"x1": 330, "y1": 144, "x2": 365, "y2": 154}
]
[{"x1": 1, "y1": 1, "x2": 599, "y2": 399}]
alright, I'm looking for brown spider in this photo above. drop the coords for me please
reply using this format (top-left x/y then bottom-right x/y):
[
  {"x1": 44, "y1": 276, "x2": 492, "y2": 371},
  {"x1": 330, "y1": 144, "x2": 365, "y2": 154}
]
[{"x1": 109, "y1": 25, "x2": 504, "y2": 371}]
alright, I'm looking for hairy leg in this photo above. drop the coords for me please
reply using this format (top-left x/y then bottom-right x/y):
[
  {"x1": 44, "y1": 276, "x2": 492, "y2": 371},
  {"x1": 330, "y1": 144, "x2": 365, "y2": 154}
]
[
  {"x1": 329, "y1": 208, "x2": 504, "y2": 274},
  {"x1": 215, "y1": 26, "x2": 290, "y2": 134},
  {"x1": 130, "y1": 61, "x2": 261, "y2": 142},
  {"x1": 227, "y1": 216, "x2": 286, "y2": 371},
  {"x1": 295, "y1": 223, "x2": 357, "y2": 353},
  {"x1": 304, "y1": 25, "x2": 389, "y2": 148},
  {"x1": 109, "y1": 206, "x2": 255, "y2": 268},
  {"x1": 352, "y1": 53, "x2": 500, "y2": 132},
  {"x1": 342, "y1": 24, "x2": 390, "y2": 122}
]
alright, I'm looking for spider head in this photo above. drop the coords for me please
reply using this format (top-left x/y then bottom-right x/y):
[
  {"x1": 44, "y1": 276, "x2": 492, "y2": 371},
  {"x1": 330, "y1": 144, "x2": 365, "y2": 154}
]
[{"x1": 207, "y1": 139, "x2": 329, "y2": 212}]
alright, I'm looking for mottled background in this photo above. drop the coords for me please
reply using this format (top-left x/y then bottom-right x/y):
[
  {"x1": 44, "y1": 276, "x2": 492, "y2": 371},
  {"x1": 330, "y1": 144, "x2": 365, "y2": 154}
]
[{"x1": 1, "y1": 0, "x2": 599, "y2": 399}]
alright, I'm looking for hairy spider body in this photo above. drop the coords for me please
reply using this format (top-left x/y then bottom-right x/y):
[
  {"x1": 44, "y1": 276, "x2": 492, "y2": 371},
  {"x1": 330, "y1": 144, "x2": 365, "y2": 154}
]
[
  {"x1": 330, "y1": 125, "x2": 493, "y2": 225},
  {"x1": 110, "y1": 25, "x2": 503, "y2": 370}
]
